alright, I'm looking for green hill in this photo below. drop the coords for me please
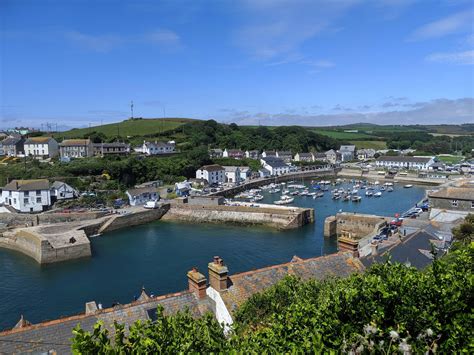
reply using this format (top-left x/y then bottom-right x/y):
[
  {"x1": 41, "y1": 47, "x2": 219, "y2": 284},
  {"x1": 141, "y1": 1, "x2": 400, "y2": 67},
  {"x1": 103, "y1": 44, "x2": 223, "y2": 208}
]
[{"x1": 55, "y1": 118, "x2": 197, "y2": 140}]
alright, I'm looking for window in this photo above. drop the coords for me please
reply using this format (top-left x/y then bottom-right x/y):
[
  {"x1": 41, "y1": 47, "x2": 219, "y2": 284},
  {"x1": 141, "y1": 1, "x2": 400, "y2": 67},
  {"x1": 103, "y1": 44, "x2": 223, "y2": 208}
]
[
  {"x1": 36, "y1": 197, "x2": 42, "y2": 203},
  {"x1": 471, "y1": 201, "x2": 474, "y2": 209},
  {"x1": 24, "y1": 191, "x2": 29, "y2": 196},
  {"x1": 452, "y1": 200, "x2": 458, "y2": 207},
  {"x1": 36, "y1": 190, "x2": 41, "y2": 195},
  {"x1": 24, "y1": 198, "x2": 28, "y2": 204}
]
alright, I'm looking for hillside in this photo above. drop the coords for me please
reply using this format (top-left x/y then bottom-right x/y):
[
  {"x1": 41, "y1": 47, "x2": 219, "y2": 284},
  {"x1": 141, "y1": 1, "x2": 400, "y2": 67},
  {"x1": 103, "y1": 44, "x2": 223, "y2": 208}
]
[{"x1": 55, "y1": 118, "x2": 197, "y2": 140}]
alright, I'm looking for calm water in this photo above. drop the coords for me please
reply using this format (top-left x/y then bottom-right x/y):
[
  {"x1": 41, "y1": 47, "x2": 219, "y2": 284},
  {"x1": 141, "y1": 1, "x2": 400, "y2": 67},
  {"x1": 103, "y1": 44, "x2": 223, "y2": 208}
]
[{"x1": 0, "y1": 180, "x2": 426, "y2": 330}]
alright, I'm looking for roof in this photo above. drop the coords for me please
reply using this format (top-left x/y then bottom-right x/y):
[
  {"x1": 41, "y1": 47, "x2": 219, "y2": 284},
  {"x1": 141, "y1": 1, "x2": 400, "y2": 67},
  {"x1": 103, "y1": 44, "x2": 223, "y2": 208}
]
[
  {"x1": 263, "y1": 150, "x2": 276, "y2": 155},
  {"x1": 51, "y1": 181, "x2": 69, "y2": 189},
  {"x1": 1, "y1": 137, "x2": 22, "y2": 146},
  {"x1": 93, "y1": 142, "x2": 129, "y2": 148},
  {"x1": 60, "y1": 139, "x2": 91, "y2": 147},
  {"x1": 126, "y1": 187, "x2": 158, "y2": 196},
  {"x1": 376, "y1": 156, "x2": 434, "y2": 163},
  {"x1": 298, "y1": 152, "x2": 313, "y2": 157},
  {"x1": 339, "y1": 145, "x2": 356, "y2": 152},
  {"x1": 199, "y1": 164, "x2": 224, "y2": 172},
  {"x1": 262, "y1": 157, "x2": 287, "y2": 168},
  {"x1": 313, "y1": 152, "x2": 326, "y2": 158},
  {"x1": 220, "y1": 252, "x2": 364, "y2": 313},
  {"x1": 145, "y1": 141, "x2": 174, "y2": 148},
  {"x1": 226, "y1": 149, "x2": 243, "y2": 154},
  {"x1": 24, "y1": 137, "x2": 56, "y2": 144},
  {"x1": 224, "y1": 166, "x2": 240, "y2": 172},
  {"x1": 325, "y1": 149, "x2": 337, "y2": 155},
  {"x1": 3, "y1": 179, "x2": 50, "y2": 191},
  {"x1": 277, "y1": 151, "x2": 292, "y2": 156},
  {"x1": 428, "y1": 187, "x2": 474, "y2": 201},
  {"x1": 209, "y1": 148, "x2": 223, "y2": 153},
  {"x1": 0, "y1": 290, "x2": 213, "y2": 354}
]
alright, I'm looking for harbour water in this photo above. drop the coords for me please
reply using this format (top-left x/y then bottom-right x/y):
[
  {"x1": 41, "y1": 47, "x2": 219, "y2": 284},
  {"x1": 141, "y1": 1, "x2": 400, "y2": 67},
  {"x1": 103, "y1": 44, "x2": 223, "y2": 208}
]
[{"x1": 0, "y1": 180, "x2": 426, "y2": 330}]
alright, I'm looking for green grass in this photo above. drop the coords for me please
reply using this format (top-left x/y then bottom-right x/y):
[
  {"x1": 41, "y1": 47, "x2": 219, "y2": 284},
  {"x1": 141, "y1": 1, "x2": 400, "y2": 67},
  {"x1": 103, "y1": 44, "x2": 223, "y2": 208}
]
[
  {"x1": 349, "y1": 140, "x2": 387, "y2": 149},
  {"x1": 436, "y1": 155, "x2": 464, "y2": 164},
  {"x1": 309, "y1": 129, "x2": 375, "y2": 140},
  {"x1": 55, "y1": 118, "x2": 196, "y2": 139}
]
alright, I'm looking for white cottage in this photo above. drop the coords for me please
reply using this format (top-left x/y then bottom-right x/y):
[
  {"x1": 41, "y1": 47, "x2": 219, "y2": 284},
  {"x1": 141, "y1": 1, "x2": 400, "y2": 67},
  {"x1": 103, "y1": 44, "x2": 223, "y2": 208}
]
[
  {"x1": 224, "y1": 166, "x2": 241, "y2": 184},
  {"x1": 196, "y1": 164, "x2": 225, "y2": 185},
  {"x1": 24, "y1": 137, "x2": 59, "y2": 158},
  {"x1": 1, "y1": 179, "x2": 51, "y2": 213},
  {"x1": 375, "y1": 156, "x2": 435, "y2": 170},
  {"x1": 260, "y1": 157, "x2": 290, "y2": 176},
  {"x1": 50, "y1": 181, "x2": 78, "y2": 201},
  {"x1": 126, "y1": 187, "x2": 160, "y2": 206}
]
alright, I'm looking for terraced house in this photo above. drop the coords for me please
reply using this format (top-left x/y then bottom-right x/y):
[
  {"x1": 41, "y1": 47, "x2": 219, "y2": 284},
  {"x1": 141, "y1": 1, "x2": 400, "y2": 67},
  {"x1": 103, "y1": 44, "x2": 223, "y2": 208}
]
[
  {"x1": 24, "y1": 137, "x2": 59, "y2": 158},
  {"x1": 0, "y1": 179, "x2": 51, "y2": 213},
  {"x1": 59, "y1": 139, "x2": 94, "y2": 159}
]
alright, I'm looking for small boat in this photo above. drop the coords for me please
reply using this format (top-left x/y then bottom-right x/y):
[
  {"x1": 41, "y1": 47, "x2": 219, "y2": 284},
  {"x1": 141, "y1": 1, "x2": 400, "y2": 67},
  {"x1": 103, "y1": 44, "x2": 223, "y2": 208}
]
[
  {"x1": 269, "y1": 188, "x2": 280, "y2": 193},
  {"x1": 374, "y1": 181, "x2": 380, "y2": 185},
  {"x1": 316, "y1": 192, "x2": 324, "y2": 198},
  {"x1": 351, "y1": 189, "x2": 359, "y2": 195},
  {"x1": 333, "y1": 194, "x2": 341, "y2": 200},
  {"x1": 387, "y1": 187, "x2": 394, "y2": 192},
  {"x1": 351, "y1": 195, "x2": 362, "y2": 202},
  {"x1": 282, "y1": 189, "x2": 290, "y2": 194},
  {"x1": 342, "y1": 195, "x2": 350, "y2": 201},
  {"x1": 251, "y1": 195, "x2": 264, "y2": 202},
  {"x1": 290, "y1": 191, "x2": 300, "y2": 196},
  {"x1": 365, "y1": 191, "x2": 373, "y2": 197},
  {"x1": 404, "y1": 184, "x2": 413, "y2": 188},
  {"x1": 274, "y1": 196, "x2": 294, "y2": 205},
  {"x1": 374, "y1": 191, "x2": 382, "y2": 197},
  {"x1": 90, "y1": 233, "x2": 102, "y2": 238},
  {"x1": 380, "y1": 186, "x2": 386, "y2": 191}
]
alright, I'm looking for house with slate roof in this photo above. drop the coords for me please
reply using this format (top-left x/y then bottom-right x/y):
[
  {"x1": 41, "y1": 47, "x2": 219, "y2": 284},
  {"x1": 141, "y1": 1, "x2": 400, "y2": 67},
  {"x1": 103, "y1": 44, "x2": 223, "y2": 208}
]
[
  {"x1": 1, "y1": 136, "x2": 25, "y2": 157},
  {"x1": 196, "y1": 164, "x2": 225, "y2": 185},
  {"x1": 24, "y1": 137, "x2": 59, "y2": 158},
  {"x1": 1, "y1": 179, "x2": 51, "y2": 213},
  {"x1": 245, "y1": 150, "x2": 260, "y2": 159},
  {"x1": 338, "y1": 145, "x2": 356, "y2": 162},
  {"x1": 93, "y1": 142, "x2": 130, "y2": 156},
  {"x1": 260, "y1": 156, "x2": 290, "y2": 176},
  {"x1": 294, "y1": 152, "x2": 314, "y2": 162},
  {"x1": 126, "y1": 187, "x2": 160, "y2": 206},
  {"x1": 222, "y1": 149, "x2": 244, "y2": 159},
  {"x1": 276, "y1": 151, "x2": 293, "y2": 163},
  {"x1": 0, "y1": 252, "x2": 364, "y2": 354},
  {"x1": 59, "y1": 139, "x2": 94, "y2": 159},
  {"x1": 375, "y1": 156, "x2": 435, "y2": 170},
  {"x1": 50, "y1": 181, "x2": 78, "y2": 201}
]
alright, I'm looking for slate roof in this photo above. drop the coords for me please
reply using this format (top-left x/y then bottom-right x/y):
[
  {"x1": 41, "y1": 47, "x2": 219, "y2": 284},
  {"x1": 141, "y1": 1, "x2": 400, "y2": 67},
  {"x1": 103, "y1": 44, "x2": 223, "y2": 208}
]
[
  {"x1": 262, "y1": 157, "x2": 287, "y2": 168},
  {"x1": 60, "y1": 139, "x2": 91, "y2": 147},
  {"x1": 219, "y1": 252, "x2": 364, "y2": 313},
  {"x1": 376, "y1": 156, "x2": 433, "y2": 163},
  {"x1": 277, "y1": 151, "x2": 292, "y2": 156},
  {"x1": 0, "y1": 291, "x2": 214, "y2": 354},
  {"x1": 24, "y1": 137, "x2": 56, "y2": 144},
  {"x1": 126, "y1": 187, "x2": 158, "y2": 196},
  {"x1": 3, "y1": 179, "x2": 50, "y2": 191},
  {"x1": 428, "y1": 187, "x2": 474, "y2": 201},
  {"x1": 1, "y1": 137, "x2": 22, "y2": 146},
  {"x1": 224, "y1": 166, "x2": 240, "y2": 173},
  {"x1": 200, "y1": 164, "x2": 224, "y2": 172},
  {"x1": 93, "y1": 142, "x2": 129, "y2": 148},
  {"x1": 339, "y1": 145, "x2": 356, "y2": 152},
  {"x1": 298, "y1": 152, "x2": 313, "y2": 157}
]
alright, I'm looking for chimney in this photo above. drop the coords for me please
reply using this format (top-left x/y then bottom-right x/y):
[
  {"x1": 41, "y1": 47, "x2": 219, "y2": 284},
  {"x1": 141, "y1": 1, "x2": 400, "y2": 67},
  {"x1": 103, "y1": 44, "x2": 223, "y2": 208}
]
[
  {"x1": 371, "y1": 242, "x2": 378, "y2": 256},
  {"x1": 187, "y1": 267, "x2": 207, "y2": 299},
  {"x1": 208, "y1": 256, "x2": 228, "y2": 291}
]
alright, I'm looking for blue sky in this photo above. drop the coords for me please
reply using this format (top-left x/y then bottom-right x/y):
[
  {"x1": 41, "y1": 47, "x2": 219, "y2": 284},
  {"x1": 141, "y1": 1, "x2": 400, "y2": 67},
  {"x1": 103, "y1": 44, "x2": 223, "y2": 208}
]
[{"x1": 1, "y1": 0, "x2": 473, "y2": 129}]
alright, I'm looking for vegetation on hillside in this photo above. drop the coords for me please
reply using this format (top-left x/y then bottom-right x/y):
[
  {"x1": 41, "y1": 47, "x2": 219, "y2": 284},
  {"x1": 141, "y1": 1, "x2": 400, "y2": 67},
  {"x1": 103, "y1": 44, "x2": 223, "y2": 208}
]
[{"x1": 71, "y1": 217, "x2": 474, "y2": 353}]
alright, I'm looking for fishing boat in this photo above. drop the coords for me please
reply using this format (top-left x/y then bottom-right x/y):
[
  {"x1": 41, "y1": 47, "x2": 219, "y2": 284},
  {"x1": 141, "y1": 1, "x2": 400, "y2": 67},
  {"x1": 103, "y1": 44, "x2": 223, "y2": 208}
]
[
  {"x1": 274, "y1": 195, "x2": 294, "y2": 205},
  {"x1": 351, "y1": 195, "x2": 362, "y2": 202},
  {"x1": 251, "y1": 195, "x2": 264, "y2": 202},
  {"x1": 374, "y1": 191, "x2": 382, "y2": 197},
  {"x1": 316, "y1": 192, "x2": 324, "y2": 198},
  {"x1": 387, "y1": 187, "x2": 394, "y2": 192},
  {"x1": 351, "y1": 189, "x2": 359, "y2": 195},
  {"x1": 333, "y1": 194, "x2": 341, "y2": 200},
  {"x1": 404, "y1": 184, "x2": 413, "y2": 188},
  {"x1": 380, "y1": 186, "x2": 386, "y2": 191},
  {"x1": 365, "y1": 191, "x2": 373, "y2": 197},
  {"x1": 342, "y1": 194, "x2": 350, "y2": 201}
]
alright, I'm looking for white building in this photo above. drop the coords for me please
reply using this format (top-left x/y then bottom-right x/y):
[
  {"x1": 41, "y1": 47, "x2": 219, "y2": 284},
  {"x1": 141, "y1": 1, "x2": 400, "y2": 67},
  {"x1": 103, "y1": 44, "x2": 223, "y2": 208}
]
[
  {"x1": 1, "y1": 136, "x2": 25, "y2": 157},
  {"x1": 24, "y1": 137, "x2": 59, "y2": 159},
  {"x1": 224, "y1": 166, "x2": 241, "y2": 184},
  {"x1": 59, "y1": 139, "x2": 94, "y2": 159},
  {"x1": 338, "y1": 145, "x2": 356, "y2": 162},
  {"x1": 196, "y1": 164, "x2": 225, "y2": 185},
  {"x1": 136, "y1": 141, "x2": 176, "y2": 155},
  {"x1": 325, "y1": 149, "x2": 339, "y2": 164},
  {"x1": 239, "y1": 166, "x2": 252, "y2": 181},
  {"x1": 276, "y1": 151, "x2": 293, "y2": 163},
  {"x1": 260, "y1": 157, "x2": 290, "y2": 176},
  {"x1": 126, "y1": 187, "x2": 160, "y2": 206},
  {"x1": 294, "y1": 152, "x2": 314, "y2": 162},
  {"x1": 245, "y1": 150, "x2": 260, "y2": 159},
  {"x1": 1, "y1": 179, "x2": 51, "y2": 213},
  {"x1": 375, "y1": 156, "x2": 435, "y2": 170},
  {"x1": 357, "y1": 149, "x2": 376, "y2": 160},
  {"x1": 50, "y1": 181, "x2": 78, "y2": 201}
]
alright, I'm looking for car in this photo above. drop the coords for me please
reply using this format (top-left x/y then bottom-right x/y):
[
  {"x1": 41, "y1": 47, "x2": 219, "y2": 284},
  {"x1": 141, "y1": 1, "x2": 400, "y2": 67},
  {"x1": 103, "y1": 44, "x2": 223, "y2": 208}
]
[
  {"x1": 167, "y1": 188, "x2": 173, "y2": 193},
  {"x1": 390, "y1": 218, "x2": 403, "y2": 227}
]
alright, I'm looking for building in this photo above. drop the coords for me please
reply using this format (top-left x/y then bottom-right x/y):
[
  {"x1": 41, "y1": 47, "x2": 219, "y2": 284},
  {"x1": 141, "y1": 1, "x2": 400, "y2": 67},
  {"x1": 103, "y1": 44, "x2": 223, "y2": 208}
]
[
  {"x1": 313, "y1": 152, "x2": 327, "y2": 162},
  {"x1": 175, "y1": 181, "x2": 192, "y2": 196},
  {"x1": 239, "y1": 166, "x2": 252, "y2": 181},
  {"x1": 0, "y1": 179, "x2": 51, "y2": 213},
  {"x1": 209, "y1": 148, "x2": 223, "y2": 159},
  {"x1": 59, "y1": 139, "x2": 94, "y2": 159},
  {"x1": 126, "y1": 187, "x2": 160, "y2": 206},
  {"x1": 375, "y1": 156, "x2": 435, "y2": 170},
  {"x1": 224, "y1": 166, "x2": 241, "y2": 184},
  {"x1": 0, "y1": 252, "x2": 363, "y2": 354},
  {"x1": 325, "y1": 149, "x2": 339, "y2": 164},
  {"x1": 261, "y1": 150, "x2": 276, "y2": 158},
  {"x1": 428, "y1": 187, "x2": 474, "y2": 212},
  {"x1": 276, "y1": 151, "x2": 293, "y2": 163},
  {"x1": 260, "y1": 157, "x2": 290, "y2": 176},
  {"x1": 294, "y1": 152, "x2": 314, "y2": 162},
  {"x1": 50, "y1": 181, "x2": 78, "y2": 201},
  {"x1": 93, "y1": 142, "x2": 130, "y2": 156},
  {"x1": 357, "y1": 149, "x2": 376, "y2": 160},
  {"x1": 24, "y1": 137, "x2": 59, "y2": 159},
  {"x1": 338, "y1": 145, "x2": 356, "y2": 162},
  {"x1": 259, "y1": 168, "x2": 271, "y2": 178},
  {"x1": 1, "y1": 137, "x2": 25, "y2": 157},
  {"x1": 245, "y1": 150, "x2": 260, "y2": 159},
  {"x1": 196, "y1": 164, "x2": 225, "y2": 185},
  {"x1": 222, "y1": 149, "x2": 244, "y2": 159},
  {"x1": 135, "y1": 141, "x2": 176, "y2": 155}
]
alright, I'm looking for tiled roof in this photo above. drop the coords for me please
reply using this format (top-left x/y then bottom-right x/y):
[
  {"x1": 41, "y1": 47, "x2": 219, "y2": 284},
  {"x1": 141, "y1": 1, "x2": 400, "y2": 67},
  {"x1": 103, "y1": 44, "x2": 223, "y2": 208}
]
[
  {"x1": 200, "y1": 164, "x2": 224, "y2": 172},
  {"x1": 60, "y1": 139, "x2": 91, "y2": 146},
  {"x1": 1, "y1": 137, "x2": 22, "y2": 146},
  {"x1": 24, "y1": 137, "x2": 56, "y2": 144},
  {"x1": 93, "y1": 142, "x2": 129, "y2": 148},
  {"x1": 3, "y1": 179, "x2": 50, "y2": 191},
  {"x1": 0, "y1": 291, "x2": 213, "y2": 354},
  {"x1": 339, "y1": 145, "x2": 356, "y2": 152},
  {"x1": 127, "y1": 187, "x2": 158, "y2": 196},
  {"x1": 224, "y1": 166, "x2": 240, "y2": 172},
  {"x1": 428, "y1": 187, "x2": 474, "y2": 201},
  {"x1": 219, "y1": 252, "x2": 364, "y2": 313},
  {"x1": 262, "y1": 157, "x2": 287, "y2": 168}
]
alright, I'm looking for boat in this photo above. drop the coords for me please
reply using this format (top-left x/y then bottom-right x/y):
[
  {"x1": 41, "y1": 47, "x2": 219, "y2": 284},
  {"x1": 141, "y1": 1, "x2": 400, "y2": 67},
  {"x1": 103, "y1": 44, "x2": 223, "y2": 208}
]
[
  {"x1": 374, "y1": 192, "x2": 382, "y2": 197},
  {"x1": 316, "y1": 192, "x2": 324, "y2": 198},
  {"x1": 333, "y1": 194, "x2": 341, "y2": 200},
  {"x1": 282, "y1": 189, "x2": 290, "y2": 194},
  {"x1": 351, "y1": 189, "x2": 359, "y2": 195},
  {"x1": 380, "y1": 186, "x2": 386, "y2": 191},
  {"x1": 351, "y1": 195, "x2": 362, "y2": 202},
  {"x1": 365, "y1": 191, "x2": 373, "y2": 197},
  {"x1": 404, "y1": 184, "x2": 413, "y2": 188},
  {"x1": 342, "y1": 194, "x2": 350, "y2": 201},
  {"x1": 387, "y1": 187, "x2": 394, "y2": 192},
  {"x1": 290, "y1": 191, "x2": 300, "y2": 196},
  {"x1": 251, "y1": 195, "x2": 264, "y2": 202},
  {"x1": 274, "y1": 196, "x2": 294, "y2": 205}
]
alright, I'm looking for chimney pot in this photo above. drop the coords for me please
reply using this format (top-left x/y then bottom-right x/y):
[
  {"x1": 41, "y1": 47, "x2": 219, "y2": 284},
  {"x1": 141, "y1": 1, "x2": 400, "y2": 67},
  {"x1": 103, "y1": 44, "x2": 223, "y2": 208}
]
[
  {"x1": 187, "y1": 268, "x2": 207, "y2": 299},
  {"x1": 208, "y1": 256, "x2": 229, "y2": 292}
]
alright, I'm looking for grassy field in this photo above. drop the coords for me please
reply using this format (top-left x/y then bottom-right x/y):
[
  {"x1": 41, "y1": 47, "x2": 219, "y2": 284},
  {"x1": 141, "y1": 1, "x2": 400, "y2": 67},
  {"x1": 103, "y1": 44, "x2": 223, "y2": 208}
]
[
  {"x1": 349, "y1": 140, "x2": 387, "y2": 149},
  {"x1": 436, "y1": 155, "x2": 465, "y2": 164},
  {"x1": 55, "y1": 118, "x2": 195, "y2": 139},
  {"x1": 310, "y1": 129, "x2": 375, "y2": 140}
]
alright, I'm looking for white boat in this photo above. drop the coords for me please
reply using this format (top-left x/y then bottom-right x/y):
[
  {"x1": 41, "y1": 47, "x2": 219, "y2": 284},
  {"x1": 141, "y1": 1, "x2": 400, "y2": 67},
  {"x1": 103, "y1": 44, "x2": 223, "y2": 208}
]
[
  {"x1": 351, "y1": 195, "x2": 362, "y2": 202},
  {"x1": 365, "y1": 191, "x2": 373, "y2": 197},
  {"x1": 274, "y1": 196, "x2": 294, "y2": 205},
  {"x1": 282, "y1": 189, "x2": 290, "y2": 194},
  {"x1": 251, "y1": 195, "x2": 264, "y2": 202},
  {"x1": 269, "y1": 188, "x2": 280, "y2": 193},
  {"x1": 380, "y1": 186, "x2": 386, "y2": 191},
  {"x1": 351, "y1": 189, "x2": 359, "y2": 194},
  {"x1": 316, "y1": 192, "x2": 324, "y2": 198},
  {"x1": 374, "y1": 181, "x2": 380, "y2": 185},
  {"x1": 387, "y1": 187, "x2": 394, "y2": 192},
  {"x1": 374, "y1": 192, "x2": 382, "y2": 197},
  {"x1": 404, "y1": 184, "x2": 413, "y2": 188},
  {"x1": 384, "y1": 182, "x2": 394, "y2": 186}
]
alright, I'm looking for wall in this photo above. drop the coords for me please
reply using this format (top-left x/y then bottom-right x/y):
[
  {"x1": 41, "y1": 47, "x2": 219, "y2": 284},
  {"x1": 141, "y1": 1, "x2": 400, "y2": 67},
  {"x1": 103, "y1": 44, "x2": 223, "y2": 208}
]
[
  {"x1": 0, "y1": 211, "x2": 109, "y2": 227},
  {"x1": 335, "y1": 212, "x2": 388, "y2": 240},
  {"x1": 99, "y1": 205, "x2": 170, "y2": 233},
  {"x1": 429, "y1": 197, "x2": 473, "y2": 212}
]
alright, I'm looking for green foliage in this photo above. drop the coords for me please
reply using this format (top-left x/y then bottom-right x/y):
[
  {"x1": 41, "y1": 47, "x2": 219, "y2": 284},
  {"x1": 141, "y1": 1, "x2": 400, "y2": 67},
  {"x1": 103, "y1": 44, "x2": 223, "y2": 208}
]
[
  {"x1": 452, "y1": 214, "x2": 474, "y2": 246},
  {"x1": 71, "y1": 243, "x2": 473, "y2": 353}
]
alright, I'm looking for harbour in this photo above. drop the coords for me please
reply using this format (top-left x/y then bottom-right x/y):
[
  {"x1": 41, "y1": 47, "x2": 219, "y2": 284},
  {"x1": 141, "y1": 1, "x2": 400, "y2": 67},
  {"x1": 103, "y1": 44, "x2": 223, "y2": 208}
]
[{"x1": 0, "y1": 179, "x2": 426, "y2": 331}]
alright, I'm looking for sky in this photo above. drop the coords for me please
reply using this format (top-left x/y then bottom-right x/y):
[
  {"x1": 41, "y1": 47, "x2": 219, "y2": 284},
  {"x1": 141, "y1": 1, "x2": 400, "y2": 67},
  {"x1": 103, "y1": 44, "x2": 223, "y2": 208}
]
[{"x1": 1, "y1": 0, "x2": 473, "y2": 129}]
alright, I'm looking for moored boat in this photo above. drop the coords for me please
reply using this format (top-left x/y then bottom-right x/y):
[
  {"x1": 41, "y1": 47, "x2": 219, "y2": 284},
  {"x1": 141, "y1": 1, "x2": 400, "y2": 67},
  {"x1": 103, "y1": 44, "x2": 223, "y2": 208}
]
[{"x1": 274, "y1": 195, "x2": 294, "y2": 205}]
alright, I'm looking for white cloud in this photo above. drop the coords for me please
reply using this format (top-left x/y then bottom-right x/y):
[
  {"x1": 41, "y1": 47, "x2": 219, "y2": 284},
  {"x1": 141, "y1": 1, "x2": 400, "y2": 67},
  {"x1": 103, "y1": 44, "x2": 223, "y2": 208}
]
[
  {"x1": 409, "y1": 9, "x2": 474, "y2": 41},
  {"x1": 426, "y1": 50, "x2": 474, "y2": 65}
]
